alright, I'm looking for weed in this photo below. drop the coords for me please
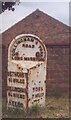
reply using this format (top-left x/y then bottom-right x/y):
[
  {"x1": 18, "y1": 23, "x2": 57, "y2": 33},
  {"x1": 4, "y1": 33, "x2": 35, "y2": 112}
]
[{"x1": 29, "y1": 104, "x2": 43, "y2": 115}]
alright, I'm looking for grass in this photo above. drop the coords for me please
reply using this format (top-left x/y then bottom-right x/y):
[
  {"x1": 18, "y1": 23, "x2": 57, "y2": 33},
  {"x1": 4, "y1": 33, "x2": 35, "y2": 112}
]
[
  {"x1": 2, "y1": 95, "x2": 70, "y2": 118},
  {"x1": 42, "y1": 96, "x2": 69, "y2": 118}
]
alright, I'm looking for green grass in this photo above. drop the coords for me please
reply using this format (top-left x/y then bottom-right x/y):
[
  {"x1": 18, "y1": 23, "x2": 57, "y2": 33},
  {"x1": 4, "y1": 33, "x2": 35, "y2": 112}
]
[{"x1": 2, "y1": 96, "x2": 69, "y2": 118}]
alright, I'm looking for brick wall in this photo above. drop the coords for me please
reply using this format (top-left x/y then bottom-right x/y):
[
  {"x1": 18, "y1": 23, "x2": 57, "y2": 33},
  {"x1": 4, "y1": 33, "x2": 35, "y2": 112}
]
[{"x1": 46, "y1": 46, "x2": 69, "y2": 95}]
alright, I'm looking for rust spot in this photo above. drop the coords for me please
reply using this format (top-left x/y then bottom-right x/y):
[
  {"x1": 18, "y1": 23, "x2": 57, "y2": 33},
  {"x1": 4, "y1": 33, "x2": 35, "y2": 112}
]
[
  {"x1": 39, "y1": 81, "x2": 41, "y2": 83},
  {"x1": 44, "y1": 80, "x2": 46, "y2": 83},
  {"x1": 22, "y1": 68, "x2": 23, "y2": 70}
]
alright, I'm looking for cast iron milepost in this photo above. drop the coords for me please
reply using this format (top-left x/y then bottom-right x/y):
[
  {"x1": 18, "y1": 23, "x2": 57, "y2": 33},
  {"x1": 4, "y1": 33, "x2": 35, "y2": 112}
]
[{"x1": 7, "y1": 34, "x2": 47, "y2": 110}]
